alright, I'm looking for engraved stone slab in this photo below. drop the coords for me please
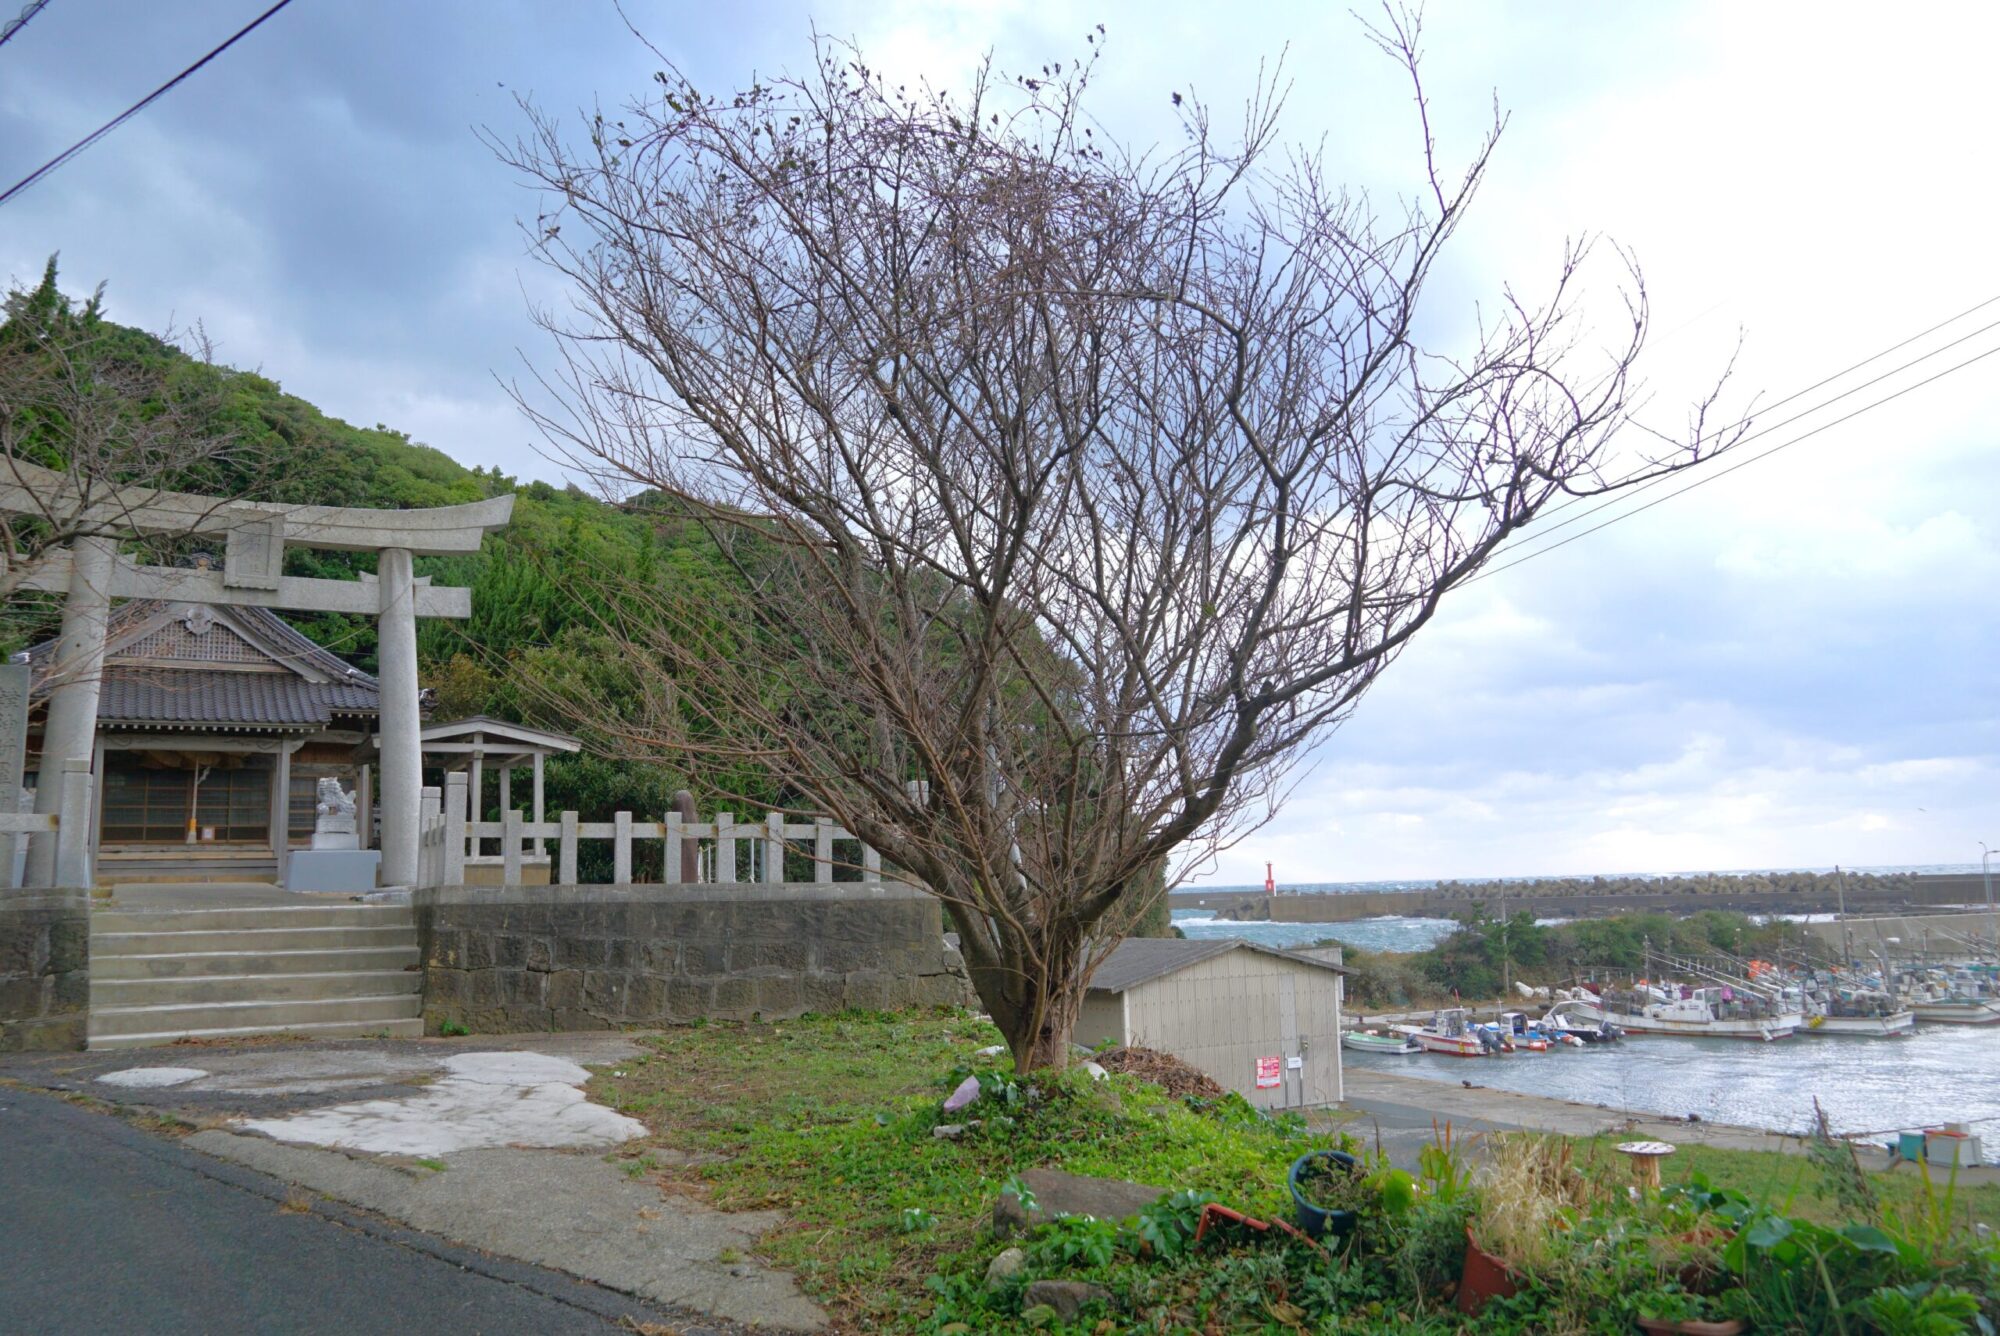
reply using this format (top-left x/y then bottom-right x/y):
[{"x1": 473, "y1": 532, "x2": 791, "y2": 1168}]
[{"x1": 0, "y1": 661, "x2": 28, "y2": 883}]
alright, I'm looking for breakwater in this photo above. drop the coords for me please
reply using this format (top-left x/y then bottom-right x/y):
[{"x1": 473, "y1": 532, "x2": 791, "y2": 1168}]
[{"x1": 1171, "y1": 872, "x2": 1994, "y2": 926}]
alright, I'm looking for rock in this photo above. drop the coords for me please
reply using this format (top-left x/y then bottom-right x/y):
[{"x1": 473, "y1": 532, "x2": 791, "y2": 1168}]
[
  {"x1": 943, "y1": 1074, "x2": 983, "y2": 1113},
  {"x1": 975, "y1": 1045, "x2": 1007, "y2": 1058},
  {"x1": 933, "y1": 1124, "x2": 967, "y2": 1140},
  {"x1": 993, "y1": 1168, "x2": 1169, "y2": 1238},
  {"x1": 1022, "y1": 1280, "x2": 1113, "y2": 1322},
  {"x1": 984, "y1": 1246, "x2": 1027, "y2": 1288},
  {"x1": 1081, "y1": 1061, "x2": 1108, "y2": 1081}
]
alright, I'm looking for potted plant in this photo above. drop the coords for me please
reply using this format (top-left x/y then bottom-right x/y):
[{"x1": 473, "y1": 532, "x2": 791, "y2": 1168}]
[
  {"x1": 1287, "y1": 1149, "x2": 1364, "y2": 1245},
  {"x1": 1456, "y1": 1222, "x2": 1520, "y2": 1314},
  {"x1": 1635, "y1": 1290, "x2": 1744, "y2": 1336}
]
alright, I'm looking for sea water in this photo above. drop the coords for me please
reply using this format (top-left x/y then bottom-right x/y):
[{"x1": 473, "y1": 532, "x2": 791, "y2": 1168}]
[
  {"x1": 1343, "y1": 1026, "x2": 2000, "y2": 1163},
  {"x1": 1171, "y1": 909, "x2": 1457, "y2": 954}
]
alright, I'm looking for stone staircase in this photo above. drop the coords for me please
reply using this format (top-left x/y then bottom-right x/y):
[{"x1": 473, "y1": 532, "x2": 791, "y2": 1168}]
[{"x1": 89, "y1": 901, "x2": 424, "y2": 1049}]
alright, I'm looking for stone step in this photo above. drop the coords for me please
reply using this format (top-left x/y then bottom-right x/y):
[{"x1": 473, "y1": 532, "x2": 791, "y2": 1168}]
[
  {"x1": 92, "y1": 969, "x2": 422, "y2": 1008},
  {"x1": 87, "y1": 993, "x2": 422, "y2": 1042},
  {"x1": 94, "y1": 905, "x2": 411, "y2": 934},
  {"x1": 91, "y1": 925, "x2": 416, "y2": 956},
  {"x1": 93, "y1": 945, "x2": 421, "y2": 980},
  {"x1": 87, "y1": 1016, "x2": 425, "y2": 1051}
]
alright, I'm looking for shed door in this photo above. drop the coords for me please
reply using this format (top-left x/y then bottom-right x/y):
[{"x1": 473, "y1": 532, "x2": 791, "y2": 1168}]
[{"x1": 1278, "y1": 973, "x2": 1302, "y2": 1109}]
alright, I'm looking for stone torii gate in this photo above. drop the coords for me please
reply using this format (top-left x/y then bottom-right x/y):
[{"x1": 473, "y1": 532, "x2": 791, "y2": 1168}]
[{"x1": 4, "y1": 461, "x2": 512, "y2": 888}]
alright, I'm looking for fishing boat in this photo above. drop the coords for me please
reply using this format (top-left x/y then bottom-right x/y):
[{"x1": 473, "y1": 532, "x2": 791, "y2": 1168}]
[
  {"x1": 1898, "y1": 966, "x2": 2000, "y2": 1025},
  {"x1": 1576, "y1": 983, "x2": 1800, "y2": 1041},
  {"x1": 1342, "y1": 1028, "x2": 1423, "y2": 1055},
  {"x1": 1495, "y1": 1011, "x2": 1559, "y2": 1050},
  {"x1": 1398, "y1": 1007, "x2": 1500, "y2": 1058},
  {"x1": 1794, "y1": 978, "x2": 1915, "y2": 1037},
  {"x1": 1540, "y1": 998, "x2": 1622, "y2": 1043}
]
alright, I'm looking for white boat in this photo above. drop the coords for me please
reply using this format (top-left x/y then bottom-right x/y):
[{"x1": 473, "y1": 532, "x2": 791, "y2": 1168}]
[
  {"x1": 1797, "y1": 984, "x2": 1915, "y2": 1037},
  {"x1": 1342, "y1": 1028, "x2": 1423, "y2": 1055},
  {"x1": 1898, "y1": 966, "x2": 2000, "y2": 1025},
  {"x1": 1802, "y1": 1010, "x2": 1917, "y2": 1037},
  {"x1": 1399, "y1": 1007, "x2": 1499, "y2": 1057},
  {"x1": 1577, "y1": 984, "x2": 1800, "y2": 1041},
  {"x1": 1541, "y1": 999, "x2": 1622, "y2": 1043}
]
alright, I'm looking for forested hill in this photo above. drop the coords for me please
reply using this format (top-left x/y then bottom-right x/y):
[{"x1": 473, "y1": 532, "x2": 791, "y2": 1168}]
[{"x1": 2, "y1": 282, "x2": 737, "y2": 827}]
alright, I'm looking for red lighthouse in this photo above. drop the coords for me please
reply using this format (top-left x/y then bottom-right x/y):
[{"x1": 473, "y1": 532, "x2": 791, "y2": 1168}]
[{"x1": 1265, "y1": 862, "x2": 1276, "y2": 896}]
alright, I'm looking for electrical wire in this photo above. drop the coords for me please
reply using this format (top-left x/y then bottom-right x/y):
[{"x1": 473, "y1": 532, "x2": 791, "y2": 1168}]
[
  {"x1": 1527, "y1": 291, "x2": 2000, "y2": 533},
  {"x1": 0, "y1": 0, "x2": 48, "y2": 50},
  {"x1": 1465, "y1": 340, "x2": 2000, "y2": 585},
  {"x1": 0, "y1": 0, "x2": 297, "y2": 209}
]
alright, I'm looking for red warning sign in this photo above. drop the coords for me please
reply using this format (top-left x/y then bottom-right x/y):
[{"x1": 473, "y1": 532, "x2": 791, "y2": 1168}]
[{"x1": 1254, "y1": 1055, "x2": 1282, "y2": 1089}]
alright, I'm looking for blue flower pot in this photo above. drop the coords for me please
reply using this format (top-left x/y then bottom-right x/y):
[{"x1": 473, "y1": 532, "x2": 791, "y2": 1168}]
[{"x1": 1288, "y1": 1149, "x2": 1361, "y2": 1243}]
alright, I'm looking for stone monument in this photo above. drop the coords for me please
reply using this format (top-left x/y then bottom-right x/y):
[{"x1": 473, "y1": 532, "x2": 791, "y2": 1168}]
[{"x1": 284, "y1": 776, "x2": 382, "y2": 893}]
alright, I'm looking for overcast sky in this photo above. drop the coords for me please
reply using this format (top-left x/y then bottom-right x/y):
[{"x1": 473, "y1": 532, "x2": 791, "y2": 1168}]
[{"x1": 3, "y1": 2, "x2": 1995, "y2": 884}]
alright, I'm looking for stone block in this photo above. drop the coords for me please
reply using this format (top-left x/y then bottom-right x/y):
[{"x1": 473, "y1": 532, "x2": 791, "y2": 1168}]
[
  {"x1": 464, "y1": 970, "x2": 501, "y2": 1009},
  {"x1": 45, "y1": 919, "x2": 88, "y2": 974},
  {"x1": 426, "y1": 969, "x2": 466, "y2": 1007},
  {"x1": 49, "y1": 968, "x2": 88, "y2": 1013},
  {"x1": 812, "y1": 940, "x2": 872, "y2": 973},
  {"x1": 545, "y1": 970, "x2": 584, "y2": 1012},
  {"x1": 994, "y1": 1169, "x2": 1169, "y2": 1238},
  {"x1": 843, "y1": 971, "x2": 893, "y2": 1012},
  {"x1": 583, "y1": 970, "x2": 629, "y2": 1011},
  {"x1": 465, "y1": 933, "x2": 498, "y2": 971},
  {"x1": 603, "y1": 937, "x2": 636, "y2": 970},
  {"x1": 0, "y1": 975, "x2": 47, "y2": 1021},
  {"x1": 728, "y1": 941, "x2": 810, "y2": 974},
  {"x1": 626, "y1": 973, "x2": 670, "y2": 1019},
  {"x1": 711, "y1": 976, "x2": 757, "y2": 1017},
  {"x1": 802, "y1": 975, "x2": 847, "y2": 1015},
  {"x1": 754, "y1": 976, "x2": 805, "y2": 1016},
  {"x1": 2, "y1": 1013, "x2": 86, "y2": 1052},
  {"x1": 640, "y1": 939, "x2": 680, "y2": 973},
  {"x1": 668, "y1": 977, "x2": 715, "y2": 1019},
  {"x1": 523, "y1": 936, "x2": 554, "y2": 971},
  {"x1": 679, "y1": 942, "x2": 727, "y2": 976},
  {"x1": 493, "y1": 935, "x2": 529, "y2": 968}
]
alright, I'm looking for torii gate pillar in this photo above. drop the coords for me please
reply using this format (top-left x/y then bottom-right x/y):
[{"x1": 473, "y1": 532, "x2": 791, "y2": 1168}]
[
  {"x1": 374, "y1": 548, "x2": 423, "y2": 887},
  {"x1": 23, "y1": 535, "x2": 114, "y2": 888}
]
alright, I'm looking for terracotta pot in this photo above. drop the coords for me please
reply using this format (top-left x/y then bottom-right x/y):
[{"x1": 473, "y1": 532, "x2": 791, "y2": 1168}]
[
  {"x1": 1456, "y1": 1224, "x2": 1519, "y2": 1315},
  {"x1": 1636, "y1": 1320, "x2": 1745, "y2": 1336}
]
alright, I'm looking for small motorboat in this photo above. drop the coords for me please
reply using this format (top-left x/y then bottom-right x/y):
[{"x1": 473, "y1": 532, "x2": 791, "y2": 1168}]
[
  {"x1": 1496, "y1": 1011, "x2": 1553, "y2": 1051},
  {"x1": 1342, "y1": 1028, "x2": 1422, "y2": 1055},
  {"x1": 1541, "y1": 998, "x2": 1623, "y2": 1044},
  {"x1": 1402, "y1": 1007, "x2": 1501, "y2": 1058}
]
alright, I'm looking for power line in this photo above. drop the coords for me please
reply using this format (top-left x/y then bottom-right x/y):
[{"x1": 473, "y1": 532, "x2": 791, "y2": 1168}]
[
  {"x1": 0, "y1": 0, "x2": 50, "y2": 50},
  {"x1": 1465, "y1": 340, "x2": 2000, "y2": 585},
  {"x1": 0, "y1": 0, "x2": 298, "y2": 209},
  {"x1": 1530, "y1": 290, "x2": 2000, "y2": 531},
  {"x1": 1494, "y1": 308, "x2": 2000, "y2": 562}
]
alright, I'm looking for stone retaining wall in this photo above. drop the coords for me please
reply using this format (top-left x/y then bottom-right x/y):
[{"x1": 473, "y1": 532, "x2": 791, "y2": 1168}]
[
  {"x1": 0, "y1": 889, "x2": 90, "y2": 1051},
  {"x1": 415, "y1": 882, "x2": 974, "y2": 1034}
]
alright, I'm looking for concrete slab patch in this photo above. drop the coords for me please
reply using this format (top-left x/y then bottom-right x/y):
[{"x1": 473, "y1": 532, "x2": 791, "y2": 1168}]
[
  {"x1": 232, "y1": 1050, "x2": 646, "y2": 1156},
  {"x1": 188, "y1": 1131, "x2": 827, "y2": 1331},
  {"x1": 97, "y1": 1066, "x2": 208, "y2": 1089}
]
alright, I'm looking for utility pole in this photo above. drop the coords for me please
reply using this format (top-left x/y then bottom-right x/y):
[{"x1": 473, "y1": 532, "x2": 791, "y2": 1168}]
[
  {"x1": 1981, "y1": 842, "x2": 1998, "y2": 958},
  {"x1": 1834, "y1": 864, "x2": 1851, "y2": 971}
]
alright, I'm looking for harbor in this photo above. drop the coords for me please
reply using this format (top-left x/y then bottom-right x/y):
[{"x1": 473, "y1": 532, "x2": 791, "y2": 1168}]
[{"x1": 1342, "y1": 1018, "x2": 2000, "y2": 1164}]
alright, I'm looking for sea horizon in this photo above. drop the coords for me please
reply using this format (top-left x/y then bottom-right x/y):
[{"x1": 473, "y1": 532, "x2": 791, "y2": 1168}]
[{"x1": 1180, "y1": 861, "x2": 1991, "y2": 897}]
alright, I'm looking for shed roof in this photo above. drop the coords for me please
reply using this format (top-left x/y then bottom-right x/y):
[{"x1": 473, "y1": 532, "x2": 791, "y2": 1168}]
[{"x1": 1087, "y1": 936, "x2": 1346, "y2": 994}]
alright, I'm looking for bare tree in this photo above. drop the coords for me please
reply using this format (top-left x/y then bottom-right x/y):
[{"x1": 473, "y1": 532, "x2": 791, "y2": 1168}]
[
  {"x1": 0, "y1": 258, "x2": 257, "y2": 617},
  {"x1": 499, "y1": 16, "x2": 1743, "y2": 1070}
]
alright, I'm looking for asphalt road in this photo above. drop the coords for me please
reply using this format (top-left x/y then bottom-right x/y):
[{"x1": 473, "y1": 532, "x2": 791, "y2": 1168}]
[{"x1": 0, "y1": 1087, "x2": 704, "y2": 1335}]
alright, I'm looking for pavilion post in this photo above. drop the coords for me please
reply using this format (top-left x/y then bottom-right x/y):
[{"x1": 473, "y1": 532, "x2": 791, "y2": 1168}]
[
  {"x1": 27, "y1": 535, "x2": 114, "y2": 888},
  {"x1": 531, "y1": 751, "x2": 545, "y2": 859},
  {"x1": 357, "y1": 763, "x2": 372, "y2": 849},
  {"x1": 375, "y1": 547, "x2": 422, "y2": 887}
]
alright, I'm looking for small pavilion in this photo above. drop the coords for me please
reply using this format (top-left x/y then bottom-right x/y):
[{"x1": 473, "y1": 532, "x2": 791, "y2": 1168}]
[{"x1": 415, "y1": 716, "x2": 580, "y2": 885}]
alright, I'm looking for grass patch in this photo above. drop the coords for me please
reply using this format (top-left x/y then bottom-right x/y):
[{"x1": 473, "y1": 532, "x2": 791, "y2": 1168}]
[
  {"x1": 592, "y1": 1011, "x2": 2000, "y2": 1333},
  {"x1": 591, "y1": 1009, "x2": 1335, "y2": 1329}
]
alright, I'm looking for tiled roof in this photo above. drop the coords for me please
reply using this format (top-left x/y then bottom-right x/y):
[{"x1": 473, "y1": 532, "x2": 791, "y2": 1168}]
[
  {"x1": 1087, "y1": 936, "x2": 1347, "y2": 994},
  {"x1": 25, "y1": 599, "x2": 380, "y2": 731},
  {"x1": 95, "y1": 669, "x2": 378, "y2": 731}
]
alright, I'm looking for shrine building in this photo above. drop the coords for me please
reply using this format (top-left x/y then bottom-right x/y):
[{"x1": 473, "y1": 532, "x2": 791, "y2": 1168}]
[{"x1": 20, "y1": 598, "x2": 390, "y2": 884}]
